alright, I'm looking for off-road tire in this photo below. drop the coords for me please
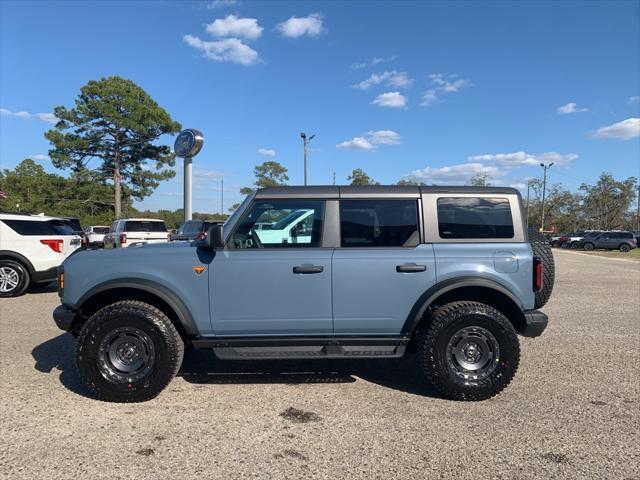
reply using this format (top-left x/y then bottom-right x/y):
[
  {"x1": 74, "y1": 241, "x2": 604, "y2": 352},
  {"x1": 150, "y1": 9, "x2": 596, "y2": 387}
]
[
  {"x1": 76, "y1": 300, "x2": 184, "y2": 402},
  {"x1": 417, "y1": 301, "x2": 520, "y2": 401},
  {"x1": 620, "y1": 244, "x2": 631, "y2": 253},
  {"x1": 529, "y1": 228, "x2": 554, "y2": 308},
  {"x1": 0, "y1": 259, "x2": 30, "y2": 297}
]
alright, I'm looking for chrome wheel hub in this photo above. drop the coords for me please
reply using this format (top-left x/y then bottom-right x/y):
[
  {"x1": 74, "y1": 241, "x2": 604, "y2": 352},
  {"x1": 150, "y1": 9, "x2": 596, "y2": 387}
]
[{"x1": 0, "y1": 267, "x2": 20, "y2": 293}]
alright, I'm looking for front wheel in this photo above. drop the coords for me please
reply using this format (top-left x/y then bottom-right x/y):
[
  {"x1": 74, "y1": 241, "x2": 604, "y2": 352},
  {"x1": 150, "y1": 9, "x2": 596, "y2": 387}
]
[
  {"x1": 620, "y1": 244, "x2": 631, "y2": 253},
  {"x1": 583, "y1": 242, "x2": 594, "y2": 251},
  {"x1": 76, "y1": 300, "x2": 184, "y2": 402},
  {"x1": 417, "y1": 301, "x2": 520, "y2": 401}
]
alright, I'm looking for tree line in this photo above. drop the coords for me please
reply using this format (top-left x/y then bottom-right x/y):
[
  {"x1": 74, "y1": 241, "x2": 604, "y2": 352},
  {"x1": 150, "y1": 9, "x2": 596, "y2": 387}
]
[{"x1": 0, "y1": 75, "x2": 637, "y2": 233}]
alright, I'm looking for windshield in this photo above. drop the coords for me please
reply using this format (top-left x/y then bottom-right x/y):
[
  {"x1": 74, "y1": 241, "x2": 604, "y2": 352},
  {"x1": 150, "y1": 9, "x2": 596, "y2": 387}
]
[{"x1": 224, "y1": 192, "x2": 255, "y2": 239}]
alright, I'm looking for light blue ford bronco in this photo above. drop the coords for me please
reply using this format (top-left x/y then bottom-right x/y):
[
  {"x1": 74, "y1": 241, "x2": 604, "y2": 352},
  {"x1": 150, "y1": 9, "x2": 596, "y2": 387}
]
[{"x1": 53, "y1": 185, "x2": 554, "y2": 402}]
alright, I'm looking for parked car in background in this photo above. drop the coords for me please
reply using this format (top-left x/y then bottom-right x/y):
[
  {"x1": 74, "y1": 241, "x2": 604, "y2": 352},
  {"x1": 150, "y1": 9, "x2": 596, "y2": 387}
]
[
  {"x1": 557, "y1": 231, "x2": 585, "y2": 248},
  {"x1": 582, "y1": 231, "x2": 637, "y2": 252},
  {"x1": 632, "y1": 230, "x2": 640, "y2": 244},
  {"x1": 171, "y1": 219, "x2": 223, "y2": 241},
  {"x1": 84, "y1": 225, "x2": 110, "y2": 247},
  {"x1": 549, "y1": 234, "x2": 564, "y2": 247},
  {"x1": 103, "y1": 219, "x2": 169, "y2": 248},
  {"x1": 0, "y1": 213, "x2": 82, "y2": 297}
]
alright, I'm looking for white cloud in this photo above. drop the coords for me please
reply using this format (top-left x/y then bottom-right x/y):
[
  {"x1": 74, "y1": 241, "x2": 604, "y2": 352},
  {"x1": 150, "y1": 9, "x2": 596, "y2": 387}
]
[
  {"x1": 351, "y1": 55, "x2": 396, "y2": 70},
  {"x1": 629, "y1": 96, "x2": 640, "y2": 103},
  {"x1": 371, "y1": 92, "x2": 407, "y2": 109},
  {"x1": 336, "y1": 137, "x2": 375, "y2": 152},
  {"x1": 352, "y1": 70, "x2": 413, "y2": 90},
  {"x1": 30, "y1": 154, "x2": 49, "y2": 161},
  {"x1": 405, "y1": 163, "x2": 503, "y2": 184},
  {"x1": 207, "y1": 0, "x2": 240, "y2": 9},
  {"x1": 337, "y1": 130, "x2": 401, "y2": 151},
  {"x1": 366, "y1": 130, "x2": 401, "y2": 145},
  {"x1": 277, "y1": 13, "x2": 325, "y2": 38},
  {"x1": 593, "y1": 118, "x2": 640, "y2": 140},
  {"x1": 206, "y1": 15, "x2": 263, "y2": 40},
  {"x1": 468, "y1": 151, "x2": 579, "y2": 167},
  {"x1": 183, "y1": 34, "x2": 260, "y2": 65},
  {"x1": 0, "y1": 108, "x2": 57, "y2": 124},
  {"x1": 420, "y1": 73, "x2": 471, "y2": 107},
  {"x1": 257, "y1": 148, "x2": 276, "y2": 157},
  {"x1": 557, "y1": 102, "x2": 588, "y2": 114}
]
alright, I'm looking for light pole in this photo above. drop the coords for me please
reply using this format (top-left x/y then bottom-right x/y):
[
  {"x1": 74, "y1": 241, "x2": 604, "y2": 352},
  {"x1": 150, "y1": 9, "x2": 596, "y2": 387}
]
[
  {"x1": 300, "y1": 132, "x2": 315, "y2": 186},
  {"x1": 540, "y1": 162, "x2": 554, "y2": 232}
]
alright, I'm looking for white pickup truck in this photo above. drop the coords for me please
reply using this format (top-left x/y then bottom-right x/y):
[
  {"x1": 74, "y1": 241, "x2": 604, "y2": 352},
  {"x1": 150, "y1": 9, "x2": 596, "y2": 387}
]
[{"x1": 103, "y1": 218, "x2": 169, "y2": 248}]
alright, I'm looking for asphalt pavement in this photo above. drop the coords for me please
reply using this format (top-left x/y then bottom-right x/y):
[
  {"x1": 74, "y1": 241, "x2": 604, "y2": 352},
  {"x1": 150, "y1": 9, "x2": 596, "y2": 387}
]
[{"x1": 0, "y1": 249, "x2": 638, "y2": 479}]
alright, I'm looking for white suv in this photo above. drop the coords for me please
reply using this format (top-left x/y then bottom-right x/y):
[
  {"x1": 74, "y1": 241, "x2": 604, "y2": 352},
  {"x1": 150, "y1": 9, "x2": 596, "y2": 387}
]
[
  {"x1": 103, "y1": 218, "x2": 169, "y2": 248},
  {"x1": 0, "y1": 213, "x2": 82, "y2": 297},
  {"x1": 84, "y1": 225, "x2": 110, "y2": 247}
]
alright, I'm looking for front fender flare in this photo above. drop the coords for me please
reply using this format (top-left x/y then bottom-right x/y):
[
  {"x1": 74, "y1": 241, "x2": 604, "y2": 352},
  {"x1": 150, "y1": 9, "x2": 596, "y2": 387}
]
[{"x1": 74, "y1": 278, "x2": 198, "y2": 336}]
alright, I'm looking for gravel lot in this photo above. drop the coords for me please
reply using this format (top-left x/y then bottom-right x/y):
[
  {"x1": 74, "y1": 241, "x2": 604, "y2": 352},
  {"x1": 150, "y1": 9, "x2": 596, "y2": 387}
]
[{"x1": 1, "y1": 249, "x2": 638, "y2": 479}]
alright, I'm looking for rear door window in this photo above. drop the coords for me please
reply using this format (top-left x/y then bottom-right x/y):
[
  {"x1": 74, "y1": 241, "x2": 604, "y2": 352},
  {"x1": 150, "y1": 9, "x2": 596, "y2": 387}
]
[
  {"x1": 340, "y1": 200, "x2": 419, "y2": 247},
  {"x1": 437, "y1": 197, "x2": 514, "y2": 239}
]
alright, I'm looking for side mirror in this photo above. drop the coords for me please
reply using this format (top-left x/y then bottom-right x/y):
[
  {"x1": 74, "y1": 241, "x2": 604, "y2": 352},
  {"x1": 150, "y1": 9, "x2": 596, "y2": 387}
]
[{"x1": 206, "y1": 224, "x2": 225, "y2": 249}]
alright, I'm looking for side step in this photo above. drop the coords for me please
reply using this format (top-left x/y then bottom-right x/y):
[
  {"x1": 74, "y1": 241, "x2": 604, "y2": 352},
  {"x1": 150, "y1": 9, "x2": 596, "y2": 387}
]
[{"x1": 191, "y1": 336, "x2": 409, "y2": 360}]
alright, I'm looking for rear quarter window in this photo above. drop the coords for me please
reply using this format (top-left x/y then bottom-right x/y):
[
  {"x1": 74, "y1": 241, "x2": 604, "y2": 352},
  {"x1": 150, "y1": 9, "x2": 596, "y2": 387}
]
[
  {"x1": 437, "y1": 197, "x2": 514, "y2": 239},
  {"x1": 1, "y1": 219, "x2": 75, "y2": 236}
]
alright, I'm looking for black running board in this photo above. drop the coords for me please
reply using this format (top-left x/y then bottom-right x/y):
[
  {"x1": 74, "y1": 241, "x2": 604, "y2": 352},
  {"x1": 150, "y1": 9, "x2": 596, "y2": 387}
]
[{"x1": 191, "y1": 336, "x2": 409, "y2": 360}]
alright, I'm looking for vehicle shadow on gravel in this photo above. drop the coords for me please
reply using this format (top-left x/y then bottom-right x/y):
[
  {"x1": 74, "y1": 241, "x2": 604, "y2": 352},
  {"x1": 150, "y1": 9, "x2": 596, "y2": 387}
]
[
  {"x1": 179, "y1": 349, "x2": 441, "y2": 398},
  {"x1": 26, "y1": 281, "x2": 58, "y2": 294},
  {"x1": 31, "y1": 335, "x2": 440, "y2": 399},
  {"x1": 31, "y1": 333, "x2": 93, "y2": 398}
]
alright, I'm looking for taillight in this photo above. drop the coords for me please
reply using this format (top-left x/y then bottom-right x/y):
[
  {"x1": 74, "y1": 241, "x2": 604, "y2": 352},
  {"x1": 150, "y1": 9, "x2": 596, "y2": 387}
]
[
  {"x1": 120, "y1": 233, "x2": 127, "y2": 244},
  {"x1": 196, "y1": 232, "x2": 206, "y2": 240},
  {"x1": 40, "y1": 239, "x2": 63, "y2": 253},
  {"x1": 533, "y1": 257, "x2": 543, "y2": 292}
]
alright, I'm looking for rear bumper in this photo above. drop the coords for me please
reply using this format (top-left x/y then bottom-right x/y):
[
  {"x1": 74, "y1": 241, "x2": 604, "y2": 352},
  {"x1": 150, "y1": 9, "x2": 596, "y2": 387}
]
[
  {"x1": 31, "y1": 266, "x2": 58, "y2": 283},
  {"x1": 521, "y1": 310, "x2": 548, "y2": 337},
  {"x1": 53, "y1": 304, "x2": 78, "y2": 332}
]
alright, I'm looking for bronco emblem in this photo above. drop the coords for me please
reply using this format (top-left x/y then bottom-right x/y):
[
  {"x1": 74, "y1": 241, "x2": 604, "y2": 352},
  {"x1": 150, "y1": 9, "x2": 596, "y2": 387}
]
[{"x1": 192, "y1": 266, "x2": 206, "y2": 275}]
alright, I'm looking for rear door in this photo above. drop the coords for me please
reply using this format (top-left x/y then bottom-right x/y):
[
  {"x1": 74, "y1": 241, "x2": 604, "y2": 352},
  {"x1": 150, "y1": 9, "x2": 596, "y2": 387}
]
[{"x1": 332, "y1": 197, "x2": 436, "y2": 334}]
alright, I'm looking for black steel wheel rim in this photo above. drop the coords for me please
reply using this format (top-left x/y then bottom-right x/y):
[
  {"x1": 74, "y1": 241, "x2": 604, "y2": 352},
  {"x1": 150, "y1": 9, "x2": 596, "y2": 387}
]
[
  {"x1": 98, "y1": 327, "x2": 155, "y2": 384},
  {"x1": 446, "y1": 326, "x2": 500, "y2": 380}
]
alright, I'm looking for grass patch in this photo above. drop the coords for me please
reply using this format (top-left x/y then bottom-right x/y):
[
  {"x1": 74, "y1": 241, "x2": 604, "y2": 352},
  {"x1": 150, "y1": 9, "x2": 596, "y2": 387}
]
[{"x1": 570, "y1": 248, "x2": 640, "y2": 261}]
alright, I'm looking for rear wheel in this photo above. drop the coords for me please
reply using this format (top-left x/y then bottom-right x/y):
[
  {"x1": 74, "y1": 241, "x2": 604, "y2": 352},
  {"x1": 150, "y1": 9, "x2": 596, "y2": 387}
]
[
  {"x1": 528, "y1": 228, "x2": 555, "y2": 308},
  {"x1": 620, "y1": 243, "x2": 631, "y2": 253},
  {"x1": 76, "y1": 300, "x2": 184, "y2": 402},
  {"x1": 583, "y1": 242, "x2": 594, "y2": 251},
  {"x1": 417, "y1": 301, "x2": 520, "y2": 401},
  {"x1": 0, "y1": 260, "x2": 30, "y2": 297}
]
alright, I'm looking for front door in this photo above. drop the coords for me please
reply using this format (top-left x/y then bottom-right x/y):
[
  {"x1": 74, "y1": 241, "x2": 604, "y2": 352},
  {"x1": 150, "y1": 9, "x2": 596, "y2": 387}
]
[
  {"x1": 332, "y1": 199, "x2": 437, "y2": 334},
  {"x1": 210, "y1": 199, "x2": 332, "y2": 335}
]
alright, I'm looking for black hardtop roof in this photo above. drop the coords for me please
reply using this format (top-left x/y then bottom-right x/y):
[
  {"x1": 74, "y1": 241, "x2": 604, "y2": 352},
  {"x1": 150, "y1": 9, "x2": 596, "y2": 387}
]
[{"x1": 254, "y1": 185, "x2": 521, "y2": 199}]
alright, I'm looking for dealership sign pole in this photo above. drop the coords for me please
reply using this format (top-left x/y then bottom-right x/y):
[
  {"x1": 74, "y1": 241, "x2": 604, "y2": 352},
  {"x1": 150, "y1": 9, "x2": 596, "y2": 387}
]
[{"x1": 174, "y1": 129, "x2": 204, "y2": 222}]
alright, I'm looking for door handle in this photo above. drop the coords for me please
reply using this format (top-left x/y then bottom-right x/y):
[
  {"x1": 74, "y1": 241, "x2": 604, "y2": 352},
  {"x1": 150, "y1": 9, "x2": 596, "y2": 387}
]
[
  {"x1": 293, "y1": 265, "x2": 324, "y2": 274},
  {"x1": 396, "y1": 264, "x2": 427, "y2": 273}
]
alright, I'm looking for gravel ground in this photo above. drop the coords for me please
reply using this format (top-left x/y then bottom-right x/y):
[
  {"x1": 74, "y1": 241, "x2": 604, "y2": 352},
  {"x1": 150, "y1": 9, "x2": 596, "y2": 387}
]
[{"x1": 1, "y1": 250, "x2": 638, "y2": 479}]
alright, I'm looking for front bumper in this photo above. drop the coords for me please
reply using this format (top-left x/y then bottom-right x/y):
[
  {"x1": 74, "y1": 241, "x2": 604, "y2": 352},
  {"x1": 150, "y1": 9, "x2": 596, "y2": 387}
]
[
  {"x1": 53, "y1": 304, "x2": 78, "y2": 332},
  {"x1": 31, "y1": 266, "x2": 58, "y2": 283},
  {"x1": 521, "y1": 310, "x2": 548, "y2": 337}
]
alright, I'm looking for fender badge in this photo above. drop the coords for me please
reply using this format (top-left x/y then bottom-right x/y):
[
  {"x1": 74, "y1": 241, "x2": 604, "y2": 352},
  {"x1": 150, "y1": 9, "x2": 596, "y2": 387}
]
[{"x1": 192, "y1": 266, "x2": 206, "y2": 275}]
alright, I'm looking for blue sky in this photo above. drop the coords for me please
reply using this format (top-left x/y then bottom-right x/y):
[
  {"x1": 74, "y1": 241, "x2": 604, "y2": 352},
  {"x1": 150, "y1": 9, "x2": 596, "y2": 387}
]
[{"x1": 1, "y1": 0, "x2": 639, "y2": 213}]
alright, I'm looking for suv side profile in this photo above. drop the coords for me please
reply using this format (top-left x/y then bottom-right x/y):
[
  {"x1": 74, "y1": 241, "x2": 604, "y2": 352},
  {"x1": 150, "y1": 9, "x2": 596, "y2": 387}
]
[
  {"x1": 103, "y1": 218, "x2": 169, "y2": 248},
  {"x1": 0, "y1": 213, "x2": 81, "y2": 297},
  {"x1": 53, "y1": 186, "x2": 554, "y2": 403},
  {"x1": 582, "y1": 231, "x2": 637, "y2": 252}
]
